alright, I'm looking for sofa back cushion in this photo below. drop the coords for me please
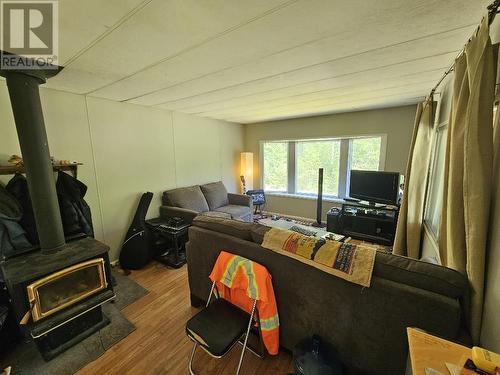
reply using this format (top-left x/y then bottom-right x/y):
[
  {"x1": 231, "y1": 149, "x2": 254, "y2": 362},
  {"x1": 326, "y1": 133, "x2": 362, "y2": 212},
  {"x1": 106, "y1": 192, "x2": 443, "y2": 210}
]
[
  {"x1": 192, "y1": 215, "x2": 253, "y2": 241},
  {"x1": 163, "y1": 185, "x2": 209, "y2": 213},
  {"x1": 200, "y1": 181, "x2": 229, "y2": 210},
  {"x1": 373, "y1": 252, "x2": 468, "y2": 300}
]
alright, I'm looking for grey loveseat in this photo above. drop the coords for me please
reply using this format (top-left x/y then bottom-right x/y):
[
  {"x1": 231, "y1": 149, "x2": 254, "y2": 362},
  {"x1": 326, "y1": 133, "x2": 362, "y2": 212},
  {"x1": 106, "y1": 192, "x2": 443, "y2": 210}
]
[
  {"x1": 160, "y1": 181, "x2": 252, "y2": 223},
  {"x1": 186, "y1": 215, "x2": 470, "y2": 375}
]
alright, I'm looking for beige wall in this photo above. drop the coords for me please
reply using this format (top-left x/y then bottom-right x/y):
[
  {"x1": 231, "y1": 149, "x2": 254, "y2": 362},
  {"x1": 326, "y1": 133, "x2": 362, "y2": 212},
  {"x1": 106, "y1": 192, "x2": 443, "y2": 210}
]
[
  {"x1": 244, "y1": 105, "x2": 416, "y2": 220},
  {"x1": 0, "y1": 83, "x2": 244, "y2": 261}
]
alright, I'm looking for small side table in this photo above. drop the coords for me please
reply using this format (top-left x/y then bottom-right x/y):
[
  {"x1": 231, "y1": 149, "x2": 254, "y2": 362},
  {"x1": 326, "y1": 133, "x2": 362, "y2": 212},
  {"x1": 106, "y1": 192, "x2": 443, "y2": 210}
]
[{"x1": 145, "y1": 218, "x2": 190, "y2": 269}]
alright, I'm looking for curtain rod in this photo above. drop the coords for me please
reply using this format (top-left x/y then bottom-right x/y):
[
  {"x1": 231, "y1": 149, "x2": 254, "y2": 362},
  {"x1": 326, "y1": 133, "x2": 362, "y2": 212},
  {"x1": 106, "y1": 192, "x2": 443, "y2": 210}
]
[{"x1": 429, "y1": 1, "x2": 500, "y2": 96}]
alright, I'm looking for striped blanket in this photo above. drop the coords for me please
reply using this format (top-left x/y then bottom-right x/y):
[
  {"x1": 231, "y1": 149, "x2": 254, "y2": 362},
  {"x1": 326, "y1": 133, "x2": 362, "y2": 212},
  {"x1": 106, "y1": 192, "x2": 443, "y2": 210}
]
[{"x1": 261, "y1": 228, "x2": 376, "y2": 287}]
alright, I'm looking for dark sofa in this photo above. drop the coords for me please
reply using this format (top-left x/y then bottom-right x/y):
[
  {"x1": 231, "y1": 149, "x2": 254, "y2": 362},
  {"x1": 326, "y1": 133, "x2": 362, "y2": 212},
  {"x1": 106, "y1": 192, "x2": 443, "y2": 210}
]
[{"x1": 185, "y1": 215, "x2": 470, "y2": 375}]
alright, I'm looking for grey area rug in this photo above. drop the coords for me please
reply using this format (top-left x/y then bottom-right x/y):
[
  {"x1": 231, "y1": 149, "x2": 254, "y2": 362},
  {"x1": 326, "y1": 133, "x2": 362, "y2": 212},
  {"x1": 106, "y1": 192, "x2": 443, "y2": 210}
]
[{"x1": 1, "y1": 268, "x2": 148, "y2": 375}]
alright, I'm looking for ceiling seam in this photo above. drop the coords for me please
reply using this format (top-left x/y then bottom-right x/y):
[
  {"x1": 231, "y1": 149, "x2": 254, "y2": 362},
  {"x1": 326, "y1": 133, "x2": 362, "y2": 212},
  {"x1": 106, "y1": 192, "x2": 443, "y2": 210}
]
[
  {"x1": 84, "y1": 0, "x2": 301, "y2": 95},
  {"x1": 130, "y1": 24, "x2": 476, "y2": 107}
]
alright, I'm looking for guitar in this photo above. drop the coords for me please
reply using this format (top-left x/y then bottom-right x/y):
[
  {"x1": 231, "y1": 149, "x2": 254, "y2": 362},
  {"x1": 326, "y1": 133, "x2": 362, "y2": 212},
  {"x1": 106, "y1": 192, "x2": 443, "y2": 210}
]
[{"x1": 119, "y1": 192, "x2": 154, "y2": 270}]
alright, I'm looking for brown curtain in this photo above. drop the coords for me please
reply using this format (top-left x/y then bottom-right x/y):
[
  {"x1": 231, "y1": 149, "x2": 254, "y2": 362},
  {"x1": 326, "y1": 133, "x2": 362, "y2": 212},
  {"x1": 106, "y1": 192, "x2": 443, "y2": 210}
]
[
  {"x1": 439, "y1": 17, "x2": 495, "y2": 343},
  {"x1": 393, "y1": 98, "x2": 435, "y2": 258}
]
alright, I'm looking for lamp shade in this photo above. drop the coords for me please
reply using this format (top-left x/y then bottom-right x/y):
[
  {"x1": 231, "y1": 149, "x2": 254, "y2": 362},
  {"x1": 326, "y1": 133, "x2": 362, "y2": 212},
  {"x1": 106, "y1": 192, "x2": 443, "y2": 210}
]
[{"x1": 240, "y1": 152, "x2": 253, "y2": 192}]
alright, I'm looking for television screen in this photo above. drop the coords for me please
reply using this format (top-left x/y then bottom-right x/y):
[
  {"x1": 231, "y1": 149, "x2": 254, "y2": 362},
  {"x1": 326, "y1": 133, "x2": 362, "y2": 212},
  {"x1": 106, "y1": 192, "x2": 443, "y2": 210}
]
[{"x1": 349, "y1": 170, "x2": 400, "y2": 205}]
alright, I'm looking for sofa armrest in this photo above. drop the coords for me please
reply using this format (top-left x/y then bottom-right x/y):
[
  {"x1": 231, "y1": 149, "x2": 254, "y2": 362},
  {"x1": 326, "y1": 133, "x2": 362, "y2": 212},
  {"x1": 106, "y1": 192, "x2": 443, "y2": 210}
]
[
  {"x1": 228, "y1": 193, "x2": 252, "y2": 208},
  {"x1": 159, "y1": 206, "x2": 199, "y2": 223}
]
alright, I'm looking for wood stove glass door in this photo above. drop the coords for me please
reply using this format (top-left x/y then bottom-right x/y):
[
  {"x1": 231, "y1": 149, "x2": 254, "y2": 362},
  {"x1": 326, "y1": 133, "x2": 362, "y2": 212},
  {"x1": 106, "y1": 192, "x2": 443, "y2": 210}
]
[{"x1": 27, "y1": 258, "x2": 107, "y2": 322}]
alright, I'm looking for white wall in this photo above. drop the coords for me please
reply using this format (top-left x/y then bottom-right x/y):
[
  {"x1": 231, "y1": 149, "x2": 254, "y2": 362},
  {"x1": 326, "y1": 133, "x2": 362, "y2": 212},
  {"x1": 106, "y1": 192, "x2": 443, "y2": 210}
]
[
  {"x1": 0, "y1": 83, "x2": 244, "y2": 261},
  {"x1": 244, "y1": 105, "x2": 416, "y2": 220}
]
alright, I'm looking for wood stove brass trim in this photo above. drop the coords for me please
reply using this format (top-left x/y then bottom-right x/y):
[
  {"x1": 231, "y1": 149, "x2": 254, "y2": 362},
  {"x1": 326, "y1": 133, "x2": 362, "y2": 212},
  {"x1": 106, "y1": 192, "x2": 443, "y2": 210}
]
[{"x1": 26, "y1": 258, "x2": 108, "y2": 322}]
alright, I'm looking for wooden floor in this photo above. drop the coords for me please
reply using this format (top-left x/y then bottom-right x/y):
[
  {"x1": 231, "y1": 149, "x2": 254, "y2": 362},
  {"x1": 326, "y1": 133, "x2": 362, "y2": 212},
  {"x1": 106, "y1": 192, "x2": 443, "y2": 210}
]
[{"x1": 77, "y1": 262, "x2": 293, "y2": 375}]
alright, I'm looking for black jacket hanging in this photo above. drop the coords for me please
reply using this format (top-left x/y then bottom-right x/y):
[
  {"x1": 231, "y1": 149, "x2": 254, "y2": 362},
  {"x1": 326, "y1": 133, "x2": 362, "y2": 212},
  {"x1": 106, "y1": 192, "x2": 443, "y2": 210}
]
[
  {"x1": 56, "y1": 171, "x2": 94, "y2": 238},
  {"x1": 6, "y1": 172, "x2": 94, "y2": 241},
  {"x1": 5, "y1": 173, "x2": 38, "y2": 244}
]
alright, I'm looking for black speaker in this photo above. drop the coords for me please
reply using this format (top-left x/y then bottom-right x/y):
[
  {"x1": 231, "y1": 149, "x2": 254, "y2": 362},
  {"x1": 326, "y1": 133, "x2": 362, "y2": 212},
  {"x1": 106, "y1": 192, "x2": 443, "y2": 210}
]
[
  {"x1": 312, "y1": 168, "x2": 324, "y2": 227},
  {"x1": 327, "y1": 207, "x2": 343, "y2": 234}
]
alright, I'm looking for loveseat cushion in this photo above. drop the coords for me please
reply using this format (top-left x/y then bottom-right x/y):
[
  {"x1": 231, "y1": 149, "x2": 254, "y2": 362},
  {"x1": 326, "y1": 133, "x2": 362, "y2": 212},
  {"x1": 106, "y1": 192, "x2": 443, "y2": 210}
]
[
  {"x1": 214, "y1": 205, "x2": 251, "y2": 220},
  {"x1": 163, "y1": 185, "x2": 209, "y2": 213},
  {"x1": 192, "y1": 215, "x2": 253, "y2": 241},
  {"x1": 200, "y1": 181, "x2": 229, "y2": 210}
]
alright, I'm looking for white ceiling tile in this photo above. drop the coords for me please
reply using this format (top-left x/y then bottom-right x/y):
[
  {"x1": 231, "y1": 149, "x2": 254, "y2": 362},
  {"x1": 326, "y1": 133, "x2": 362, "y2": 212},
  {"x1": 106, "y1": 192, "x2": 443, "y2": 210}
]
[
  {"x1": 123, "y1": 1, "x2": 484, "y2": 108},
  {"x1": 194, "y1": 71, "x2": 443, "y2": 119},
  {"x1": 58, "y1": 0, "x2": 149, "y2": 65},
  {"x1": 154, "y1": 48, "x2": 457, "y2": 112},
  {"x1": 47, "y1": 0, "x2": 293, "y2": 93},
  {"x1": 42, "y1": 0, "x2": 492, "y2": 122}
]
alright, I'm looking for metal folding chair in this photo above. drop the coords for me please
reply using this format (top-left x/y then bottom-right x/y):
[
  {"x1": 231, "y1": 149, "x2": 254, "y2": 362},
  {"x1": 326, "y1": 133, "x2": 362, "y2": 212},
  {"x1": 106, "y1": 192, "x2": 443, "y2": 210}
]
[{"x1": 186, "y1": 281, "x2": 264, "y2": 375}]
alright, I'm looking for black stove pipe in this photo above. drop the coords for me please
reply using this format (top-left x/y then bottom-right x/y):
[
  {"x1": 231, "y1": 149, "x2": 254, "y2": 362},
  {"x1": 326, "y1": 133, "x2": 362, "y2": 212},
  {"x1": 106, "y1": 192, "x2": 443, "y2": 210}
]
[{"x1": 1, "y1": 65, "x2": 65, "y2": 254}]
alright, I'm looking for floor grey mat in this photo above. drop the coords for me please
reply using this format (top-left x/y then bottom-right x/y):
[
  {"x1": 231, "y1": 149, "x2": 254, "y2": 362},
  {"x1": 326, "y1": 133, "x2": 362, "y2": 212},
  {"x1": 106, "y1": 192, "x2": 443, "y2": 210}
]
[{"x1": 1, "y1": 268, "x2": 148, "y2": 375}]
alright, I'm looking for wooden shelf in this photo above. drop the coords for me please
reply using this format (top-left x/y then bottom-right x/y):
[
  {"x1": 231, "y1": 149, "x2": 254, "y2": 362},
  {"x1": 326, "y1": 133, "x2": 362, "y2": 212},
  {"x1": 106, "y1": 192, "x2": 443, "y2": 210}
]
[{"x1": 0, "y1": 163, "x2": 82, "y2": 177}]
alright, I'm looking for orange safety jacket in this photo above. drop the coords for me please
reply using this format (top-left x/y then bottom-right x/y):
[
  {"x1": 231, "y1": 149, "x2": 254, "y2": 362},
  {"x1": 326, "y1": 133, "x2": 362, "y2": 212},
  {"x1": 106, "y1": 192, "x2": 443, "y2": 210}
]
[{"x1": 209, "y1": 251, "x2": 280, "y2": 355}]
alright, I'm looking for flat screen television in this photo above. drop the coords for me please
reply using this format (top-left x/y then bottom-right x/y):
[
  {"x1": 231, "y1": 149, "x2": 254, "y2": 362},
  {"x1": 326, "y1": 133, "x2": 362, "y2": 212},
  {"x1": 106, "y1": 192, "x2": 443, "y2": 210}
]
[{"x1": 349, "y1": 170, "x2": 400, "y2": 205}]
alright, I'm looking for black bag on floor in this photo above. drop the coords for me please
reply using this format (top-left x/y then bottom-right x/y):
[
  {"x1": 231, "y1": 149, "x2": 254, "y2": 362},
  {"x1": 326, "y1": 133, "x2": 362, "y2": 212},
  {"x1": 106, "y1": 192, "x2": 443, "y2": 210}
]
[{"x1": 293, "y1": 335, "x2": 343, "y2": 375}]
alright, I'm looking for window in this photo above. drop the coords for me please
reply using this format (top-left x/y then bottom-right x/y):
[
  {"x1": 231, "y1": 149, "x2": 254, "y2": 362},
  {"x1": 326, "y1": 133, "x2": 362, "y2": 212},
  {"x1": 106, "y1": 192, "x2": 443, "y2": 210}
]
[
  {"x1": 424, "y1": 125, "x2": 448, "y2": 237},
  {"x1": 262, "y1": 141, "x2": 288, "y2": 192},
  {"x1": 296, "y1": 140, "x2": 341, "y2": 196},
  {"x1": 261, "y1": 136, "x2": 385, "y2": 198},
  {"x1": 350, "y1": 137, "x2": 382, "y2": 171}
]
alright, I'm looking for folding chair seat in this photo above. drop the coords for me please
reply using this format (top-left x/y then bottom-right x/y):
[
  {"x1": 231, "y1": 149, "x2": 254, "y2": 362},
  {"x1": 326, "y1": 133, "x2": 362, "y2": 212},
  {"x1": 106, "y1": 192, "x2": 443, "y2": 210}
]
[{"x1": 186, "y1": 298, "x2": 250, "y2": 357}]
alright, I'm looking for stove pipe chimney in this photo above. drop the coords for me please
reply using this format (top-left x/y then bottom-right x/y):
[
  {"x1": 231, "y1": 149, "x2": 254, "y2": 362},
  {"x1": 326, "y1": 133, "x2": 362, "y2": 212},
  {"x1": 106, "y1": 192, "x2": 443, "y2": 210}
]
[{"x1": 1, "y1": 58, "x2": 65, "y2": 254}]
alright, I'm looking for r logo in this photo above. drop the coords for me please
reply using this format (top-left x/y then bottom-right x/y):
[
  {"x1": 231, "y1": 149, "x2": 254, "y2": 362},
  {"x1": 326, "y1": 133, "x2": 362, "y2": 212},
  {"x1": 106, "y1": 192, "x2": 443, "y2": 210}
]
[{"x1": 1, "y1": 1, "x2": 58, "y2": 69}]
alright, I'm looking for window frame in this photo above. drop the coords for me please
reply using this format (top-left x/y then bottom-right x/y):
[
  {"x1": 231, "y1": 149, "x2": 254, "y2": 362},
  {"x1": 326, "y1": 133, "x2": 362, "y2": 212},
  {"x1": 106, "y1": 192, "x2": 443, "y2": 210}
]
[{"x1": 260, "y1": 134, "x2": 387, "y2": 200}]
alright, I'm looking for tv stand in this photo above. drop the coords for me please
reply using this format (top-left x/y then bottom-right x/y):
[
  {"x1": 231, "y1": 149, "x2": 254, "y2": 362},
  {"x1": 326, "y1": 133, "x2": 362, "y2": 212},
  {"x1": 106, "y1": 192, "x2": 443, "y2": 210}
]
[{"x1": 328, "y1": 201, "x2": 399, "y2": 246}]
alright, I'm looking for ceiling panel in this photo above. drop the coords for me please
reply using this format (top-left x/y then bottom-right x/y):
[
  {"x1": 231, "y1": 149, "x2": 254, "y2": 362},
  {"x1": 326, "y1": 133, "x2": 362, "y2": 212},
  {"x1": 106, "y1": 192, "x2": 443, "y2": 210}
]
[
  {"x1": 153, "y1": 47, "x2": 458, "y2": 112},
  {"x1": 47, "y1": 0, "x2": 293, "y2": 93},
  {"x1": 91, "y1": 0, "x2": 378, "y2": 101},
  {"x1": 125, "y1": 10, "x2": 479, "y2": 108},
  {"x1": 41, "y1": 0, "x2": 492, "y2": 123},
  {"x1": 176, "y1": 66, "x2": 446, "y2": 116},
  {"x1": 58, "y1": 0, "x2": 149, "y2": 65},
  {"x1": 223, "y1": 91, "x2": 429, "y2": 123},
  {"x1": 192, "y1": 72, "x2": 444, "y2": 119},
  {"x1": 207, "y1": 81, "x2": 436, "y2": 119}
]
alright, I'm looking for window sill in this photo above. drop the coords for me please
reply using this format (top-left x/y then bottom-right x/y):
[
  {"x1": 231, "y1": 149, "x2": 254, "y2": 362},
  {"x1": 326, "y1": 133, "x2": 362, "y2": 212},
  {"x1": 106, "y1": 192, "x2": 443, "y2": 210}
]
[{"x1": 266, "y1": 192, "x2": 345, "y2": 204}]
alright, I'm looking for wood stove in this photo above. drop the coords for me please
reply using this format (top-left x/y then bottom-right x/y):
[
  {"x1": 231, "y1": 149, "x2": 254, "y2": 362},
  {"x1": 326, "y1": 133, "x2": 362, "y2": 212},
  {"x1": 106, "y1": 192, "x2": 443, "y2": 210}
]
[
  {"x1": 0, "y1": 55, "x2": 115, "y2": 361},
  {"x1": 0, "y1": 238, "x2": 115, "y2": 360}
]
